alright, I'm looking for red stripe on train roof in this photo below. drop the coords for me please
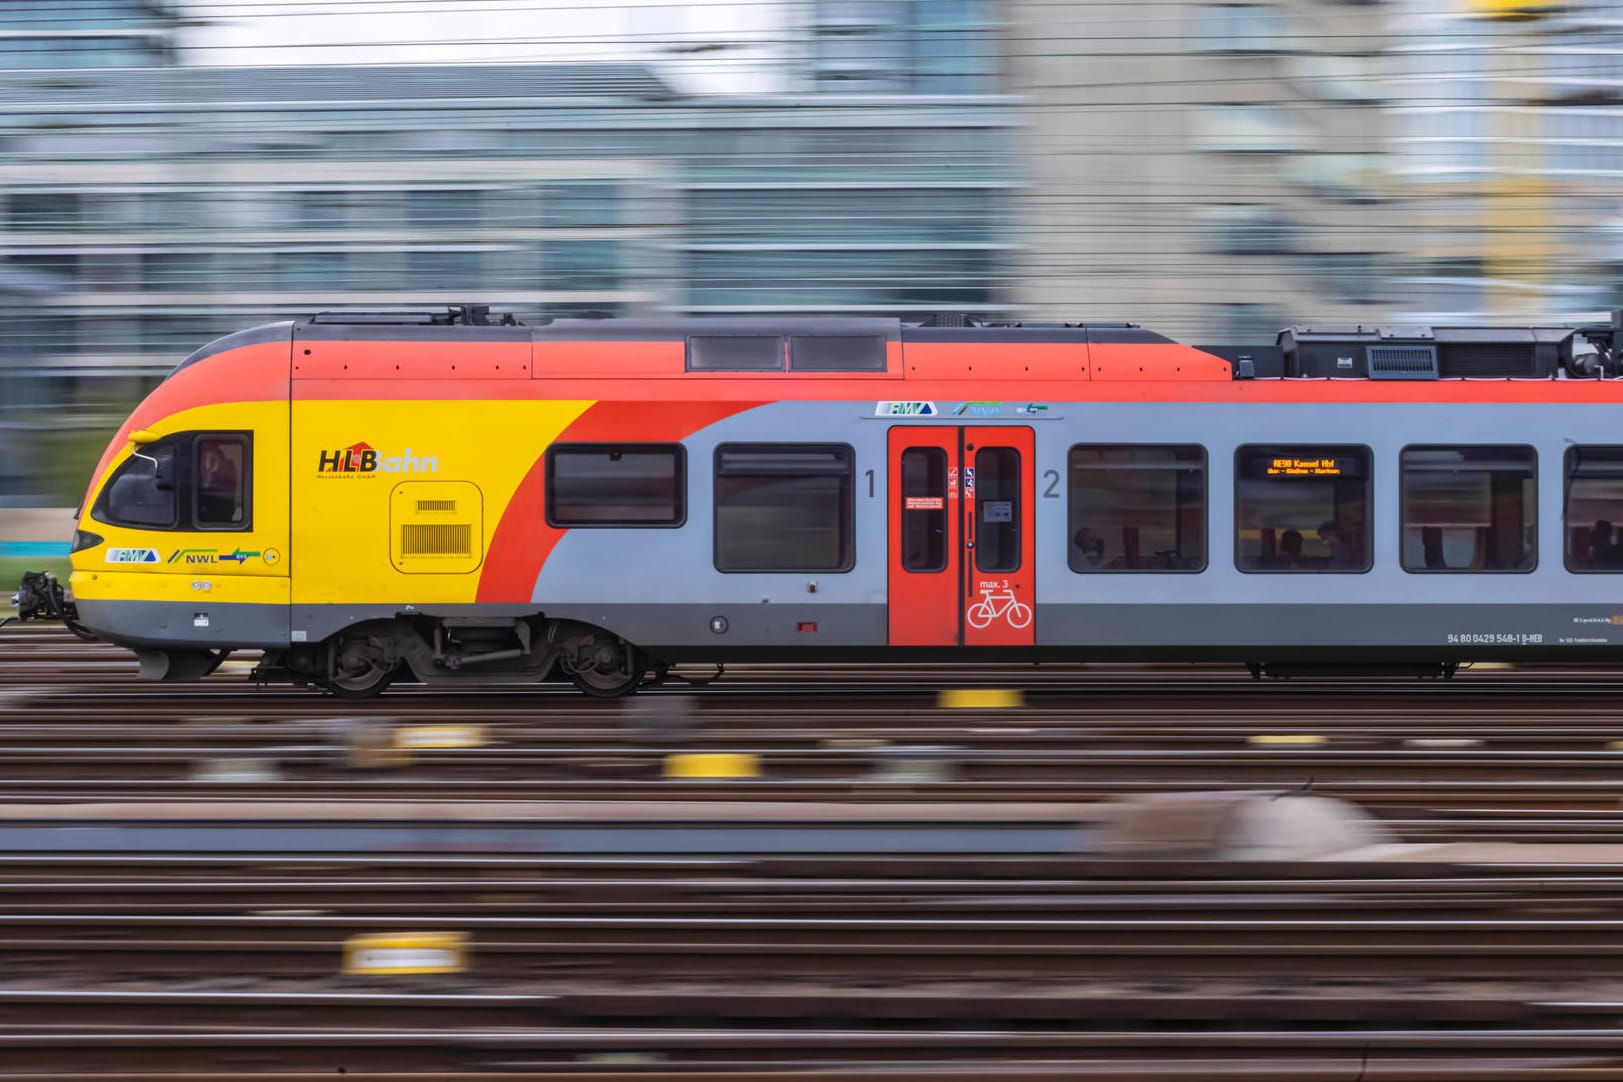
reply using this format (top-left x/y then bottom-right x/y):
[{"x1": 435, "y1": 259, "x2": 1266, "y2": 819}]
[
  {"x1": 292, "y1": 375, "x2": 1623, "y2": 405},
  {"x1": 474, "y1": 399, "x2": 763, "y2": 604}
]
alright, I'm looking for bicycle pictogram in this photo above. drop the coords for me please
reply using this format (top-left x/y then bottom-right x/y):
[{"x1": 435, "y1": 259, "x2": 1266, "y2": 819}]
[{"x1": 966, "y1": 585, "x2": 1031, "y2": 629}]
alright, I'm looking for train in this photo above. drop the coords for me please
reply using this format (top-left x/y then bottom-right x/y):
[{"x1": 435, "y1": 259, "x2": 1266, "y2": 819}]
[{"x1": 11, "y1": 304, "x2": 1623, "y2": 696}]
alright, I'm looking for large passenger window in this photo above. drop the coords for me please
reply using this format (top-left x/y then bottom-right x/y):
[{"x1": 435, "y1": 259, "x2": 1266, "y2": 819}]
[
  {"x1": 1068, "y1": 445, "x2": 1206, "y2": 572},
  {"x1": 715, "y1": 444, "x2": 853, "y2": 572},
  {"x1": 1565, "y1": 447, "x2": 1623, "y2": 571},
  {"x1": 194, "y1": 435, "x2": 248, "y2": 529},
  {"x1": 546, "y1": 444, "x2": 684, "y2": 527},
  {"x1": 1401, "y1": 446, "x2": 1535, "y2": 572},
  {"x1": 974, "y1": 446, "x2": 1021, "y2": 573},
  {"x1": 1235, "y1": 445, "x2": 1371, "y2": 572}
]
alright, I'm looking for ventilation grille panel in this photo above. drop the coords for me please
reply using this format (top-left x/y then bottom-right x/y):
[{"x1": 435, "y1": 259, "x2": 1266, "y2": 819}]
[
  {"x1": 400, "y1": 523, "x2": 471, "y2": 556},
  {"x1": 1368, "y1": 344, "x2": 1438, "y2": 380},
  {"x1": 1439, "y1": 343, "x2": 1536, "y2": 378},
  {"x1": 391, "y1": 480, "x2": 482, "y2": 574}
]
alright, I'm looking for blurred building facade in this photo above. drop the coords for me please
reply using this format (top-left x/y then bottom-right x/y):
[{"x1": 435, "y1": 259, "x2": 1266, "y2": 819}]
[
  {"x1": 1006, "y1": 0, "x2": 1402, "y2": 340},
  {"x1": 0, "y1": 1, "x2": 177, "y2": 70},
  {"x1": 0, "y1": 0, "x2": 1013, "y2": 503},
  {"x1": 6, "y1": 0, "x2": 1622, "y2": 505},
  {"x1": 1391, "y1": 0, "x2": 1623, "y2": 324},
  {"x1": 1005, "y1": 0, "x2": 1623, "y2": 339}
]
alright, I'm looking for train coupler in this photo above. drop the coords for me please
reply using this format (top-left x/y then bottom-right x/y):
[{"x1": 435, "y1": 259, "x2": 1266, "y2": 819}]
[{"x1": 5, "y1": 571, "x2": 95, "y2": 640}]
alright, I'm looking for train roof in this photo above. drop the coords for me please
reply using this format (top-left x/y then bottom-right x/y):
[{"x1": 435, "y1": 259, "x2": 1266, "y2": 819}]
[{"x1": 175, "y1": 305, "x2": 1623, "y2": 385}]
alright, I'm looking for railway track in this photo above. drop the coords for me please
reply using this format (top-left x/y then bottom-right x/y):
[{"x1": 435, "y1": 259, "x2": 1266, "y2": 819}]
[
  {"x1": 12, "y1": 1024, "x2": 1623, "y2": 1079},
  {"x1": 0, "y1": 855, "x2": 1621, "y2": 1030},
  {"x1": 7, "y1": 626, "x2": 1623, "y2": 842},
  {"x1": 10, "y1": 627, "x2": 1623, "y2": 1075}
]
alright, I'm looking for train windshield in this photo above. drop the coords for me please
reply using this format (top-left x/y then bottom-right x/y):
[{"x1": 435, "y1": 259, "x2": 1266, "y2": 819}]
[{"x1": 92, "y1": 432, "x2": 252, "y2": 533}]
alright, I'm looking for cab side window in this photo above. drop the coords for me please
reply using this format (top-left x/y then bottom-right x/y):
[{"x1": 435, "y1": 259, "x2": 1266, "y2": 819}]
[{"x1": 195, "y1": 435, "x2": 249, "y2": 529}]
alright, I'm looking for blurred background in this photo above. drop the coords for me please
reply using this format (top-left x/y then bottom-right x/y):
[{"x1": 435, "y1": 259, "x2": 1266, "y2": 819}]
[{"x1": 0, "y1": 0, "x2": 1616, "y2": 509}]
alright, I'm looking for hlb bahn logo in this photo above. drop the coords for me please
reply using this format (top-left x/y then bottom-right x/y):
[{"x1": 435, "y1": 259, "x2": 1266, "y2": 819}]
[{"x1": 316, "y1": 441, "x2": 438, "y2": 477}]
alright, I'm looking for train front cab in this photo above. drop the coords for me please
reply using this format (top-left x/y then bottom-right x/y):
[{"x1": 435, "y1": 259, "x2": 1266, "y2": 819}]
[{"x1": 68, "y1": 357, "x2": 291, "y2": 680}]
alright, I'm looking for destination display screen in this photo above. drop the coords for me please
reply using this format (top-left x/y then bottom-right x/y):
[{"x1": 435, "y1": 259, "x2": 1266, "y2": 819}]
[
  {"x1": 1240, "y1": 446, "x2": 1368, "y2": 481},
  {"x1": 1267, "y1": 457, "x2": 1342, "y2": 477}
]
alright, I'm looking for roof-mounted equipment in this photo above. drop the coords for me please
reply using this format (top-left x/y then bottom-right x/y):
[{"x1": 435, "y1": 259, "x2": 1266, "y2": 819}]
[
  {"x1": 1279, "y1": 323, "x2": 1576, "y2": 380},
  {"x1": 309, "y1": 305, "x2": 521, "y2": 327}
]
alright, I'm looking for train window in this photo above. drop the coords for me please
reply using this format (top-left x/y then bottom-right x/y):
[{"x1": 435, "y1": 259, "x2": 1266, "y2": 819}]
[
  {"x1": 714, "y1": 443, "x2": 853, "y2": 572},
  {"x1": 789, "y1": 335, "x2": 887, "y2": 372},
  {"x1": 687, "y1": 335, "x2": 785, "y2": 372},
  {"x1": 546, "y1": 444, "x2": 684, "y2": 527},
  {"x1": 1566, "y1": 447, "x2": 1623, "y2": 572},
  {"x1": 900, "y1": 447, "x2": 948, "y2": 572},
  {"x1": 1401, "y1": 446, "x2": 1535, "y2": 573},
  {"x1": 1235, "y1": 445, "x2": 1371, "y2": 573},
  {"x1": 194, "y1": 435, "x2": 249, "y2": 529},
  {"x1": 1068, "y1": 445, "x2": 1206, "y2": 573},
  {"x1": 99, "y1": 442, "x2": 179, "y2": 530},
  {"x1": 974, "y1": 446, "x2": 1021, "y2": 573}
]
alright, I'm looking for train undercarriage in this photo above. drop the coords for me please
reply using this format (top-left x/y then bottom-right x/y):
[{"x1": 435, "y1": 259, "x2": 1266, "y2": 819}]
[{"x1": 250, "y1": 616, "x2": 658, "y2": 698}]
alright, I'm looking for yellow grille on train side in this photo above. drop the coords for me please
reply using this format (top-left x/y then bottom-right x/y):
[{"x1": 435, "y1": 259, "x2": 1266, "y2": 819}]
[{"x1": 391, "y1": 481, "x2": 482, "y2": 574}]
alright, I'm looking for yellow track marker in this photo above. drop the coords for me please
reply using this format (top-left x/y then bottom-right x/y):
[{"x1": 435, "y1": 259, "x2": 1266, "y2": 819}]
[
  {"x1": 1246, "y1": 734, "x2": 1327, "y2": 747},
  {"x1": 393, "y1": 725, "x2": 487, "y2": 750},
  {"x1": 1404, "y1": 738, "x2": 1484, "y2": 749},
  {"x1": 343, "y1": 932, "x2": 469, "y2": 975},
  {"x1": 938, "y1": 688, "x2": 1023, "y2": 709},
  {"x1": 1606, "y1": 741, "x2": 1623, "y2": 751},
  {"x1": 663, "y1": 752, "x2": 760, "y2": 779}
]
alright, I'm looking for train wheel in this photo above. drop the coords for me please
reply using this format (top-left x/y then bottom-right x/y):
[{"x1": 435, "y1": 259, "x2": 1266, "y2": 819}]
[
  {"x1": 568, "y1": 637, "x2": 643, "y2": 699},
  {"x1": 321, "y1": 638, "x2": 398, "y2": 699}
]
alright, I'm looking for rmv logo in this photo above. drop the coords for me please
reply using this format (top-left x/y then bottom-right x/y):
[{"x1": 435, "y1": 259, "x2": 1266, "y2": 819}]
[{"x1": 317, "y1": 441, "x2": 438, "y2": 474}]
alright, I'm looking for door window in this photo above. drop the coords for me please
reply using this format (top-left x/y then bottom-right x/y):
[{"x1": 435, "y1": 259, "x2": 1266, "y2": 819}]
[
  {"x1": 900, "y1": 446, "x2": 948, "y2": 572},
  {"x1": 974, "y1": 445, "x2": 1020, "y2": 573}
]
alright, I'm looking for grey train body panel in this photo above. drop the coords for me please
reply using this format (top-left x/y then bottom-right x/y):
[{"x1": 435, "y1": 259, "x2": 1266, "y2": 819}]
[{"x1": 531, "y1": 398, "x2": 1623, "y2": 656}]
